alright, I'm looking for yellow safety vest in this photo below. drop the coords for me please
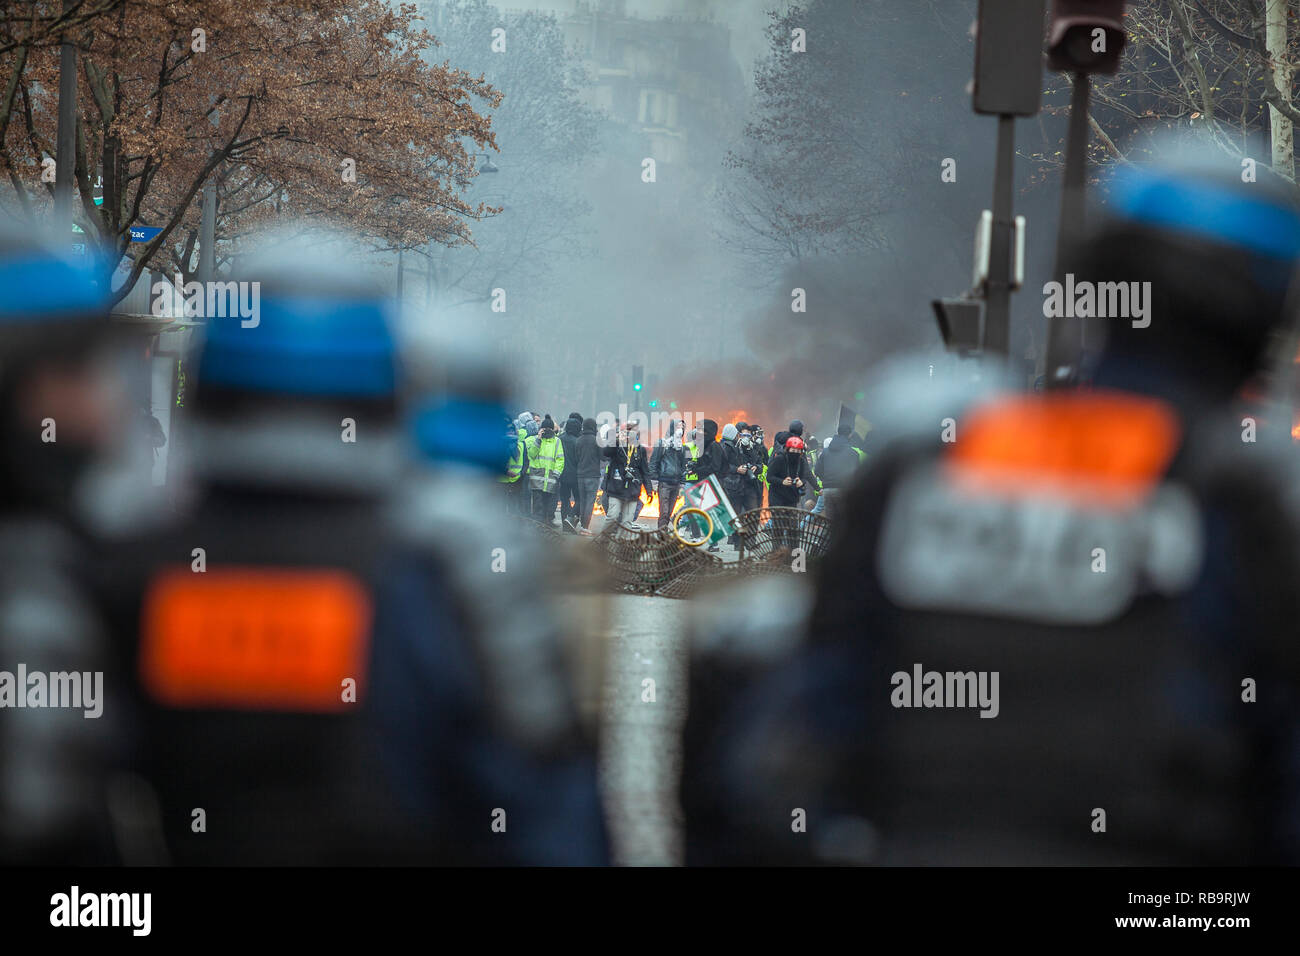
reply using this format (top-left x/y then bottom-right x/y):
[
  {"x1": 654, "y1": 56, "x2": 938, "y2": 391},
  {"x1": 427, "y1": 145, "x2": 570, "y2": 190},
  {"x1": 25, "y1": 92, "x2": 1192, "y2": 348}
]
[
  {"x1": 499, "y1": 435, "x2": 526, "y2": 483},
  {"x1": 525, "y1": 434, "x2": 565, "y2": 492}
]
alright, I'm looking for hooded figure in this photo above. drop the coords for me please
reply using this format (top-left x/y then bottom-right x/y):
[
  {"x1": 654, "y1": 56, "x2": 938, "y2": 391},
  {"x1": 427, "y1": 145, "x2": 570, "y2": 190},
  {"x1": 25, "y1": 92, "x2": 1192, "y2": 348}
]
[
  {"x1": 571, "y1": 417, "x2": 604, "y2": 530},
  {"x1": 766, "y1": 435, "x2": 812, "y2": 507},
  {"x1": 664, "y1": 419, "x2": 685, "y2": 451},
  {"x1": 650, "y1": 419, "x2": 688, "y2": 486},
  {"x1": 695, "y1": 418, "x2": 724, "y2": 481},
  {"x1": 556, "y1": 416, "x2": 583, "y2": 530},
  {"x1": 575, "y1": 418, "x2": 601, "y2": 476},
  {"x1": 719, "y1": 423, "x2": 745, "y2": 500},
  {"x1": 647, "y1": 419, "x2": 688, "y2": 530},
  {"x1": 788, "y1": 420, "x2": 804, "y2": 437}
]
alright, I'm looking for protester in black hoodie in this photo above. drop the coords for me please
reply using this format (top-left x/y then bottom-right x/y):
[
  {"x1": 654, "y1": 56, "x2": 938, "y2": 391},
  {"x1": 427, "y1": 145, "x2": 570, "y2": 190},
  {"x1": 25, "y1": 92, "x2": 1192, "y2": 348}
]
[
  {"x1": 696, "y1": 418, "x2": 725, "y2": 482},
  {"x1": 766, "y1": 435, "x2": 813, "y2": 507},
  {"x1": 573, "y1": 417, "x2": 603, "y2": 531},
  {"x1": 558, "y1": 416, "x2": 582, "y2": 533}
]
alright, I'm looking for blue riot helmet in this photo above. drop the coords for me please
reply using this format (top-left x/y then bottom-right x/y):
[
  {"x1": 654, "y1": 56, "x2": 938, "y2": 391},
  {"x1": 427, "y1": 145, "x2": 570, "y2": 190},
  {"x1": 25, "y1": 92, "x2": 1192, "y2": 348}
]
[
  {"x1": 399, "y1": 316, "x2": 512, "y2": 475},
  {"x1": 0, "y1": 224, "x2": 122, "y2": 518},
  {"x1": 1068, "y1": 159, "x2": 1300, "y2": 408},
  {"x1": 0, "y1": 226, "x2": 112, "y2": 352},
  {"x1": 190, "y1": 233, "x2": 403, "y2": 494}
]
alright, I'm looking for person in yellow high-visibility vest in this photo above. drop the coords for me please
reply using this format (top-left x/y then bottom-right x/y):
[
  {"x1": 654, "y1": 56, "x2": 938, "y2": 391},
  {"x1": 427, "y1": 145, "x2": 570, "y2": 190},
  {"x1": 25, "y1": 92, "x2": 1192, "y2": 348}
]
[
  {"x1": 499, "y1": 420, "x2": 529, "y2": 515},
  {"x1": 525, "y1": 414, "x2": 565, "y2": 525},
  {"x1": 683, "y1": 427, "x2": 702, "y2": 481}
]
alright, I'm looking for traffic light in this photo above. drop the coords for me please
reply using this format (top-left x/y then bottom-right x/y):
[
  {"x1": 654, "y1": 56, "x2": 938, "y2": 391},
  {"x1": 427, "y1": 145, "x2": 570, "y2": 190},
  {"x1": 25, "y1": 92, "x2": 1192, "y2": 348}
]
[
  {"x1": 648, "y1": 399, "x2": 658, "y2": 409},
  {"x1": 1047, "y1": 0, "x2": 1127, "y2": 75},
  {"x1": 932, "y1": 297, "x2": 984, "y2": 356},
  {"x1": 632, "y1": 364, "x2": 643, "y2": 392}
]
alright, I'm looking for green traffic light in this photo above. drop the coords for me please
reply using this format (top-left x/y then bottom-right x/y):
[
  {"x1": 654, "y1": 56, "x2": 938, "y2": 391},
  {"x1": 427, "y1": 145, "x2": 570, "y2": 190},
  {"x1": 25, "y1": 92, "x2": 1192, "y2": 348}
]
[
  {"x1": 633, "y1": 382, "x2": 642, "y2": 391},
  {"x1": 669, "y1": 401, "x2": 677, "y2": 410},
  {"x1": 648, "y1": 399, "x2": 658, "y2": 408}
]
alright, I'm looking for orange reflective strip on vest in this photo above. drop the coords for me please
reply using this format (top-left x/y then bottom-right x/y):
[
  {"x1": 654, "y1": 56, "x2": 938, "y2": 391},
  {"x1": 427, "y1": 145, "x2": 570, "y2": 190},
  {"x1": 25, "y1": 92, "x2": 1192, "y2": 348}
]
[
  {"x1": 943, "y1": 391, "x2": 1182, "y2": 506},
  {"x1": 140, "y1": 567, "x2": 371, "y2": 712}
]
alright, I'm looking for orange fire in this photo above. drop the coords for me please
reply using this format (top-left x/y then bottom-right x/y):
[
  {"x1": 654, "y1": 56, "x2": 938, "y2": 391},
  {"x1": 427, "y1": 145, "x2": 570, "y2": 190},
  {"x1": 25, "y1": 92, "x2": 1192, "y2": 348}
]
[
  {"x1": 589, "y1": 487, "x2": 683, "y2": 522},
  {"x1": 726, "y1": 409, "x2": 750, "y2": 425}
]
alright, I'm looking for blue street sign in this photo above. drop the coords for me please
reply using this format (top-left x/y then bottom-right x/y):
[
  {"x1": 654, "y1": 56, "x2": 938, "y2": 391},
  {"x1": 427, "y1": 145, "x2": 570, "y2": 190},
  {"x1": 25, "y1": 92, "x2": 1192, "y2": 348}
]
[{"x1": 129, "y1": 226, "x2": 162, "y2": 243}]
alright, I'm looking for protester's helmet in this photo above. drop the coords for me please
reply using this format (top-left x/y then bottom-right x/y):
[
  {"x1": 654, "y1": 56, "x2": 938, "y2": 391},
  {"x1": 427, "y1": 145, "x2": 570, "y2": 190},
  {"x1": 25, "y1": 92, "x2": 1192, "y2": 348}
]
[{"x1": 785, "y1": 436, "x2": 806, "y2": 451}]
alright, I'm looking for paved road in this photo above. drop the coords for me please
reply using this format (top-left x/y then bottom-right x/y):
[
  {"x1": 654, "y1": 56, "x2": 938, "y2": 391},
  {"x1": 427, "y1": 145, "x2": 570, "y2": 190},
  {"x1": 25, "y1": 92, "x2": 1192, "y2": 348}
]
[{"x1": 598, "y1": 592, "x2": 691, "y2": 866}]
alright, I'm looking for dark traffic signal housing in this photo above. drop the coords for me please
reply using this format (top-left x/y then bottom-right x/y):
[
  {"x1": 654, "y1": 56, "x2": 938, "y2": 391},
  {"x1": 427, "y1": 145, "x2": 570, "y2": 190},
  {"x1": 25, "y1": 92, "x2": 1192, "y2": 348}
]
[
  {"x1": 973, "y1": 0, "x2": 1048, "y2": 117},
  {"x1": 933, "y1": 297, "x2": 984, "y2": 357},
  {"x1": 1047, "y1": 0, "x2": 1127, "y2": 74}
]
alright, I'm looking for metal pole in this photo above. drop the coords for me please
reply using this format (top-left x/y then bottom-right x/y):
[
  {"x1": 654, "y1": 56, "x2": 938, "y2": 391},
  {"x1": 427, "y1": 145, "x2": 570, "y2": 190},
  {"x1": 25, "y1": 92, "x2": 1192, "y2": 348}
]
[
  {"x1": 198, "y1": 183, "x2": 216, "y2": 284},
  {"x1": 396, "y1": 248, "x2": 404, "y2": 303},
  {"x1": 53, "y1": 0, "x2": 77, "y2": 228},
  {"x1": 984, "y1": 113, "x2": 1016, "y2": 357},
  {"x1": 1043, "y1": 71, "x2": 1091, "y2": 383}
]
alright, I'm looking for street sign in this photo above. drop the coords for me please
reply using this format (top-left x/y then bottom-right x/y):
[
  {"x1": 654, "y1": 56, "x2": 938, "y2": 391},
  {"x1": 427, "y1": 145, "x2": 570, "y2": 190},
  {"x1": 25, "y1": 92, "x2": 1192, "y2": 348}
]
[
  {"x1": 129, "y1": 226, "x2": 162, "y2": 243},
  {"x1": 682, "y1": 475, "x2": 739, "y2": 543}
]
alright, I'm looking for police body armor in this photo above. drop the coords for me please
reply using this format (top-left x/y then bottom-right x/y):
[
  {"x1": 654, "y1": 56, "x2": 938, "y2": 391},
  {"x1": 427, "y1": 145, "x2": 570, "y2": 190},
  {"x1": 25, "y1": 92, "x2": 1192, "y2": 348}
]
[
  {"x1": 683, "y1": 363, "x2": 1300, "y2": 865},
  {"x1": 0, "y1": 519, "x2": 116, "y2": 863},
  {"x1": 117, "y1": 479, "x2": 421, "y2": 864}
]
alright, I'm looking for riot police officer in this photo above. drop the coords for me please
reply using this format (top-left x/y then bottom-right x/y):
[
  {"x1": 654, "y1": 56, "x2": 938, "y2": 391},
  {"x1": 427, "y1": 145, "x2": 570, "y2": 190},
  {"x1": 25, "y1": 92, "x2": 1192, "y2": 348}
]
[
  {"x1": 0, "y1": 227, "x2": 125, "y2": 863},
  {"x1": 385, "y1": 318, "x2": 609, "y2": 864},
  {"x1": 106, "y1": 232, "x2": 612, "y2": 865},
  {"x1": 681, "y1": 160, "x2": 1300, "y2": 866}
]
